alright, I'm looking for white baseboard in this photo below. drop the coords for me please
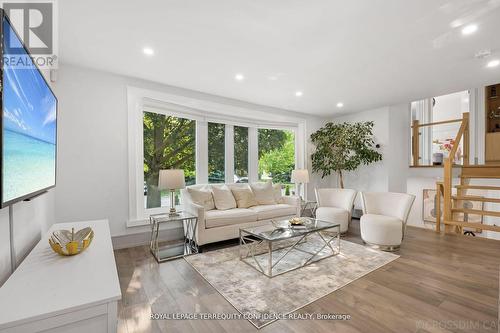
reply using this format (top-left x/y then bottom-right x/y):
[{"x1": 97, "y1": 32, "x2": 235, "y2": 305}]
[{"x1": 111, "y1": 226, "x2": 184, "y2": 250}]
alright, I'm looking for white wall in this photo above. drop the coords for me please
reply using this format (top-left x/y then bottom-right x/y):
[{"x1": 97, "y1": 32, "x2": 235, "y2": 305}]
[
  {"x1": 0, "y1": 192, "x2": 55, "y2": 286},
  {"x1": 53, "y1": 64, "x2": 329, "y2": 239},
  {"x1": 331, "y1": 107, "x2": 392, "y2": 207}
]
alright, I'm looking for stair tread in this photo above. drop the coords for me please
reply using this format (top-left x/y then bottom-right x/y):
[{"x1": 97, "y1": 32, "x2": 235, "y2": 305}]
[
  {"x1": 462, "y1": 164, "x2": 500, "y2": 168},
  {"x1": 452, "y1": 196, "x2": 500, "y2": 203},
  {"x1": 443, "y1": 220, "x2": 500, "y2": 232},
  {"x1": 451, "y1": 208, "x2": 500, "y2": 217},
  {"x1": 454, "y1": 185, "x2": 500, "y2": 190}
]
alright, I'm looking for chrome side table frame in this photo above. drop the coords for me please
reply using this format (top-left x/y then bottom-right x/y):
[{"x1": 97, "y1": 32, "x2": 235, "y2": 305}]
[
  {"x1": 300, "y1": 200, "x2": 318, "y2": 217},
  {"x1": 149, "y1": 212, "x2": 198, "y2": 263}
]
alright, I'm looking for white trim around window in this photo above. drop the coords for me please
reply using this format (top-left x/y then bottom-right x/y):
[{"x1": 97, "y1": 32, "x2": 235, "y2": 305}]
[{"x1": 127, "y1": 86, "x2": 307, "y2": 227}]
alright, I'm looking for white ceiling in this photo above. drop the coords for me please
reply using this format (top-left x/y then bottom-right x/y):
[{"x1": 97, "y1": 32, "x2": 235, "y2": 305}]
[{"x1": 59, "y1": 0, "x2": 500, "y2": 116}]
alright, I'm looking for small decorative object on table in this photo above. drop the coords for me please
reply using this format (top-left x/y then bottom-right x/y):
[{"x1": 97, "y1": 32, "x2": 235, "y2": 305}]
[
  {"x1": 289, "y1": 217, "x2": 311, "y2": 229},
  {"x1": 289, "y1": 217, "x2": 304, "y2": 225},
  {"x1": 49, "y1": 227, "x2": 94, "y2": 256},
  {"x1": 432, "y1": 152, "x2": 444, "y2": 166}
]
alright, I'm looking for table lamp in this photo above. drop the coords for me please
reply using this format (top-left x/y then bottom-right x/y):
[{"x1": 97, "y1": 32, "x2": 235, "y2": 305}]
[
  {"x1": 291, "y1": 169, "x2": 309, "y2": 201},
  {"x1": 159, "y1": 169, "x2": 185, "y2": 216}
]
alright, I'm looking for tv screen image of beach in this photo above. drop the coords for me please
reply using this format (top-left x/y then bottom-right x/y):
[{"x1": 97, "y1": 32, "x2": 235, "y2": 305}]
[{"x1": 2, "y1": 16, "x2": 57, "y2": 205}]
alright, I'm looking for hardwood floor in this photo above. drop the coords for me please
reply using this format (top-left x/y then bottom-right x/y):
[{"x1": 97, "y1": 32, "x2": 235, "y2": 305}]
[{"x1": 115, "y1": 220, "x2": 500, "y2": 333}]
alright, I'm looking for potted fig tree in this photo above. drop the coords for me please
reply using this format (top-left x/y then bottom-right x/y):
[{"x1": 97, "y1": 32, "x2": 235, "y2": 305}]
[{"x1": 310, "y1": 121, "x2": 382, "y2": 188}]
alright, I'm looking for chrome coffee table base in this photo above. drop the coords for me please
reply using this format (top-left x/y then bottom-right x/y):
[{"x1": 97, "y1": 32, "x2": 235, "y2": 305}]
[{"x1": 239, "y1": 226, "x2": 340, "y2": 278}]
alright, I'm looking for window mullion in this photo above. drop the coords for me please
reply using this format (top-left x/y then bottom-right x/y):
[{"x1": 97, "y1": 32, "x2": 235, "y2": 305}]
[
  {"x1": 225, "y1": 125, "x2": 235, "y2": 183},
  {"x1": 248, "y1": 127, "x2": 258, "y2": 182},
  {"x1": 196, "y1": 121, "x2": 209, "y2": 184}
]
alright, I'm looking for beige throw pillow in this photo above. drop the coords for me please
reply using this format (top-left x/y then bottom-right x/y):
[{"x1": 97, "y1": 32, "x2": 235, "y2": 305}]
[
  {"x1": 187, "y1": 188, "x2": 215, "y2": 211},
  {"x1": 231, "y1": 187, "x2": 258, "y2": 208},
  {"x1": 250, "y1": 181, "x2": 276, "y2": 205},
  {"x1": 211, "y1": 186, "x2": 237, "y2": 210},
  {"x1": 272, "y1": 184, "x2": 284, "y2": 204}
]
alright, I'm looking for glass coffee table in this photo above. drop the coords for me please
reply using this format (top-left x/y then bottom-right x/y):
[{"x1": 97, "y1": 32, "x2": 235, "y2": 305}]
[{"x1": 239, "y1": 218, "x2": 340, "y2": 278}]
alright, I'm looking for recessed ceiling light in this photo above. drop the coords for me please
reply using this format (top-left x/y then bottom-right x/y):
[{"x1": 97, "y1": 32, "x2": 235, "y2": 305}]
[
  {"x1": 461, "y1": 24, "x2": 478, "y2": 35},
  {"x1": 143, "y1": 47, "x2": 154, "y2": 55},
  {"x1": 235, "y1": 73, "x2": 245, "y2": 81},
  {"x1": 336, "y1": 102, "x2": 344, "y2": 108},
  {"x1": 295, "y1": 91, "x2": 303, "y2": 97},
  {"x1": 487, "y1": 59, "x2": 500, "y2": 68}
]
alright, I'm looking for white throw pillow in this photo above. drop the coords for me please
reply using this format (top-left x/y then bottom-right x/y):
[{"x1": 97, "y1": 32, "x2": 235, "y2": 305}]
[
  {"x1": 211, "y1": 186, "x2": 237, "y2": 210},
  {"x1": 187, "y1": 188, "x2": 215, "y2": 211},
  {"x1": 231, "y1": 186, "x2": 258, "y2": 208},
  {"x1": 250, "y1": 181, "x2": 276, "y2": 205},
  {"x1": 272, "y1": 184, "x2": 284, "y2": 204}
]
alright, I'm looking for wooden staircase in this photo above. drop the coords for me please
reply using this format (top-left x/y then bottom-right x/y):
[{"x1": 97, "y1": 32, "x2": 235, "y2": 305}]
[{"x1": 436, "y1": 113, "x2": 500, "y2": 235}]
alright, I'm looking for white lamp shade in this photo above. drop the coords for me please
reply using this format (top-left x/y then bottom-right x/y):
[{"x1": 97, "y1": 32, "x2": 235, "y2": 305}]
[
  {"x1": 291, "y1": 169, "x2": 309, "y2": 184},
  {"x1": 158, "y1": 169, "x2": 186, "y2": 190}
]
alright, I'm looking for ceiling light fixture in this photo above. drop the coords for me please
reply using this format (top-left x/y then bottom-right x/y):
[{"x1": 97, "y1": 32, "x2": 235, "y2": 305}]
[
  {"x1": 461, "y1": 24, "x2": 478, "y2": 35},
  {"x1": 295, "y1": 91, "x2": 303, "y2": 97},
  {"x1": 336, "y1": 102, "x2": 344, "y2": 108},
  {"x1": 235, "y1": 73, "x2": 245, "y2": 81},
  {"x1": 487, "y1": 59, "x2": 500, "y2": 68},
  {"x1": 143, "y1": 47, "x2": 154, "y2": 56}
]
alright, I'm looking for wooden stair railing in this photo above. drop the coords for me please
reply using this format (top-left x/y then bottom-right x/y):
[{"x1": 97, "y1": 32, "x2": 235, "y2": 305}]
[{"x1": 436, "y1": 112, "x2": 500, "y2": 235}]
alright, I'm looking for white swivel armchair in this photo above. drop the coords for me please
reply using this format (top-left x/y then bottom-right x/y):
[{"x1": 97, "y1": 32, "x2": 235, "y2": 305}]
[
  {"x1": 360, "y1": 192, "x2": 415, "y2": 251},
  {"x1": 315, "y1": 188, "x2": 357, "y2": 234}
]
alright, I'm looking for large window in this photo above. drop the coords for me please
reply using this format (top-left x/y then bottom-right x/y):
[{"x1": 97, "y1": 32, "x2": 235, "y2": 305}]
[
  {"x1": 143, "y1": 112, "x2": 195, "y2": 209},
  {"x1": 208, "y1": 122, "x2": 225, "y2": 183},
  {"x1": 258, "y1": 129, "x2": 295, "y2": 186},
  {"x1": 234, "y1": 126, "x2": 248, "y2": 183},
  {"x1": 129, "y1": 89, "x2": 306, "y2": 225}
]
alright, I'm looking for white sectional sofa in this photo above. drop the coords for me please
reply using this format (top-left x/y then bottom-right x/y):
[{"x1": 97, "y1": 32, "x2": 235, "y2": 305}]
[{"x1": 181, "y1": 183, "x2": 300, "y2": 247}]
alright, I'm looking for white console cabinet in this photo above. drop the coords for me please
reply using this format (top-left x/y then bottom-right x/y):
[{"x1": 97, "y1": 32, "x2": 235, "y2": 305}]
[{"x1": 0, "y1": 220, "x2": 121, "y2": 333}]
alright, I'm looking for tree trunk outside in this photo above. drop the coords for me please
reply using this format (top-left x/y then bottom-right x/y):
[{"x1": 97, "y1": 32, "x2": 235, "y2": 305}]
[{"x1": 338, "y1": 170, "x2": 344, "y2": 189}]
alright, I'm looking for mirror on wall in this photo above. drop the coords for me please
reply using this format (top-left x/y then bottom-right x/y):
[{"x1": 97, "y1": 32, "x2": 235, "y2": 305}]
[{"x1": 410, "y1": 90, "x2": 469, "y2": 167}]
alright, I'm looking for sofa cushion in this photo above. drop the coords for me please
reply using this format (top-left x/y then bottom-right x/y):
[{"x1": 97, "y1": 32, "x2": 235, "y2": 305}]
[
  {"x1": 249, "y1": 204, "x2": 297, "y2": 220},
  {"x1": 230, "y1": 186, "x2": 258, "y2": 208},
  {"x1": 187, "y1": 187, "x2": 215, "y2": 211},
  {"x1": 211, "y1": 186, "x2": 237, "y2": 210},
  {"x1": 272, "y1": 184, "x2": 284, "y2": 204},
  {"x1": 250, "y1": 181, "x2": 276, "y2": 205},
  {"x1": 205, "y1": 208, "x2": 258, "y2": 228}
]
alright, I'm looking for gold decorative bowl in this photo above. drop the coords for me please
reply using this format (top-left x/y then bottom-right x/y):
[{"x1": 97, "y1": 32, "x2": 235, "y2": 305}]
[
  {"x1": 289, "y1": 217, "x2": 304, "y2": 225},
  {"x1": 49, "y1": 227, "x2": 94, "y2": 256}
]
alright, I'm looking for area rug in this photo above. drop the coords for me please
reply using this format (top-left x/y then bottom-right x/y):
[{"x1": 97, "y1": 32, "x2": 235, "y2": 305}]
[{"x1": 185, "y1": 237, "x2": 399, "y2": 328}]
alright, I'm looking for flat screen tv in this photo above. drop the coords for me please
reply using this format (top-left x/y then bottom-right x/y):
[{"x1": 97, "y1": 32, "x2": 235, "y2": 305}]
[{"x1": 0, "y1": 11, "x2": 57, "y2": 207}]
